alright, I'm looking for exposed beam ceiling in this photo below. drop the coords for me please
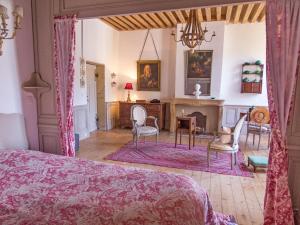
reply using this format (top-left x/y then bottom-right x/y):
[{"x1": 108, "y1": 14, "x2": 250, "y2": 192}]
[{"x1": 100, "y1": 1, "x2": 266, "y2": 31}]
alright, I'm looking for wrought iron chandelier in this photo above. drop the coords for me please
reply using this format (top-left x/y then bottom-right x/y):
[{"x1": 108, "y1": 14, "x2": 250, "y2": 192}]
[{"x1": 171, "y1": 9, "x2": 216, "y2": 51}]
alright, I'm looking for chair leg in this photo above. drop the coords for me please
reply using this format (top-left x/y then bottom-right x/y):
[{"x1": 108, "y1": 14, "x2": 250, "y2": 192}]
[
  {"x1": 231, "y1": 153, "x2": 234, "y2": 170},
  {"x1": 136, "y1": 136, "x2": 138, "y2": 150},
  {"x1": 207, "y1": 150, "x2": 210, "y2": 168},
  {"x1": 257, "y1": 133, "x2": 262, "y2": 151},
  {"x1": 156, "y1": 133, "x2": 158, "y2": 144},
  {"x1": 234, "y1": 153, "x2": 237, "y2": 165},
  {"x1": 253, "y1": 134, "x2": 255, "y2": 145},
  {"x1": 245, "y1": 132, "x2": 249, "y2": 148},
  {"x1": 267, "y1": 132, "x2": 271, "y2": 149}
]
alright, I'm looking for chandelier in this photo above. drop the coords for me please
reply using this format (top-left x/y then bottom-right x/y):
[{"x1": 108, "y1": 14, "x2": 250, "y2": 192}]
[
  {"x1": 171, "y1": 9, "x2": 216, "y2": 50},
  {"x1": 0, "y1": 4, "x2": 23, "y2": 56}
]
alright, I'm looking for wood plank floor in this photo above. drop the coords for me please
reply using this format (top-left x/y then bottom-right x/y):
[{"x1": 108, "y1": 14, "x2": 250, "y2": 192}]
[{"x1": 78, "y1": 129, "x2": 269, "y2": 225}]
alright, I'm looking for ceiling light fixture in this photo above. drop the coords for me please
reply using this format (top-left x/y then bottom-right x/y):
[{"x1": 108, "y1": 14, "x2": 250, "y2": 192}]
[{"x1": 171, "y1": 9, "x2": 216, "y2": 51}]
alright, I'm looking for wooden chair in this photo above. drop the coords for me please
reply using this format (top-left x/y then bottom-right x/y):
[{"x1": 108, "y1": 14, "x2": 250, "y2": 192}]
[
  {"x1": 245, "y1": 107, "x2": 271, "y2": 150},
  {"x1": 131, "y1": 105, "x2": 159, "y2": 150},
  {"x1": 207, "y1": 115, "x2": 247, "y2": 170}
]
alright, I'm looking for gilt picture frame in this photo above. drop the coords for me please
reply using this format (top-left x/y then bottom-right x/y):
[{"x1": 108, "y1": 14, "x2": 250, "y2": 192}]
[{"x1": 137, "y1": 60, "x2": 161, "y2": 91}]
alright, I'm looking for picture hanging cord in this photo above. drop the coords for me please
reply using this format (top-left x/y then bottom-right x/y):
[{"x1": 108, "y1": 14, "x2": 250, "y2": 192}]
[
  {"x1": 81, "y1": 20, "x2": 83, "y2": 58},
  {"x1": 138, "y1": 29, "x2": 159, "y2": 60}
]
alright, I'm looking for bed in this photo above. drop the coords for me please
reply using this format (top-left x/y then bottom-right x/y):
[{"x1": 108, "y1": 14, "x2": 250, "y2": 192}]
[
  {"x1": 0, "y1": 149, "x2": 236, "y2": 225},
  {"x1": 0, "y1": 113, "x2": 235, "y2": 224}
]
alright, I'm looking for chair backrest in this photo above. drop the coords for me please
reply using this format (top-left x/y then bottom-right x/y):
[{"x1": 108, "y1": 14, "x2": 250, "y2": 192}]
[
  {"x1": 131, "y1": 105, "x2": 147, "y2": 126},
  {"x1": 232, "y1": 114, "x2": 247, "y2": 147}
]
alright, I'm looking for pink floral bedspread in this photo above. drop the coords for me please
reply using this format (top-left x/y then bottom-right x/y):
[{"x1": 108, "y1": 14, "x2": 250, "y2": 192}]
[{"x1": 0, "y1": 150, "x2": 236, "y2": 225}]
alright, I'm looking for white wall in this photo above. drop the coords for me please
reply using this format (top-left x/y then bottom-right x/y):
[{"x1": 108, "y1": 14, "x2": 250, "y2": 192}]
[
  {"x1": 117, "y1": 28, "x2": 176, "y2": 101},
  {"x1": 0, "y1": 0, "x2": 38, "y2": 149},
  {"x1": 220, "y1": 22, "x2": 268, "y2": 106},
  {"x1": 175, "y1": 22, "x2": 225, "y2": 99},
  {"x1": 74, "y1": 19, "x2": 119, "y2": 105},
  {"x1": 74, "y1": 20, "x2": 268, "y2": 107}
]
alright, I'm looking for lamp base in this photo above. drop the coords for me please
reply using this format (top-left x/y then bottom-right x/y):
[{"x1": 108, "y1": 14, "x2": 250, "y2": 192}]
[{"x1": 126, "y1": 91, "x2": 131, "y2": 102}]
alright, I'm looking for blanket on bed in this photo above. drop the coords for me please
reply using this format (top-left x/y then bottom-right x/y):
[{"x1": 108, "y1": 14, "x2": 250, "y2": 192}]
[{"x1": 0, "y1": 150, "x2": 236, "y2": 225}]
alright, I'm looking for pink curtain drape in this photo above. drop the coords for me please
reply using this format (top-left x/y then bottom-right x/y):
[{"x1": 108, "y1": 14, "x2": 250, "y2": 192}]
[
  {"x1": 53, "y1": 15, "x2": 77, "y2": 157},
  {"x1": 264, "y1": 0, "x2": 300, "y2": 224}
]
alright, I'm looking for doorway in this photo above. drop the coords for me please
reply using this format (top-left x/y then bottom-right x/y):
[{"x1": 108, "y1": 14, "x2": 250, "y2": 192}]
[{"x1": 86, "y1": 62, "x2": 105, "y2": 132}]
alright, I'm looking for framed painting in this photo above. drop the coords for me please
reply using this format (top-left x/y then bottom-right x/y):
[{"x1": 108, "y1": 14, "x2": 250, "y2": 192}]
[
  {"x1": 186, "y1": 50, "x2": 213, "y2": 78},
  {"x1": 185, "y1": 50, "x2": 213, "y2": 96},
  {"x1": 137, "y1": 60, "x2": 161, "y2": 91}
]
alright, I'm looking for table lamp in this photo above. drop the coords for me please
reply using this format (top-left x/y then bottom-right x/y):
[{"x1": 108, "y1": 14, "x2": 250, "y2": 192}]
[{"x1": 124, "y1": 83, "x2": 133, "y2": 102}]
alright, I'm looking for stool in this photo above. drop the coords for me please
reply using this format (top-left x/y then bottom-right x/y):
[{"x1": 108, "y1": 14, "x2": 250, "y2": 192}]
[
  {"x1": 175, "y1": 116, "x2": 196, "y2": 150},
  {"x1": 248, "y1": 156, "x2": 268, "y2": 172}
]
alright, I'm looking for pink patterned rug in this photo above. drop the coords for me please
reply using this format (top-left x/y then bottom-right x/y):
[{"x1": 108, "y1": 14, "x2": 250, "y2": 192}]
[{"x1": 105, "y1": 141, "x2": 253, "y2": 177}]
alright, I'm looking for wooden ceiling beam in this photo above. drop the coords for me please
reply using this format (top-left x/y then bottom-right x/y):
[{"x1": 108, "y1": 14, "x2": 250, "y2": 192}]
[
  {"x1": 174, "y1": 10, "x2": 186, "y2": 23},
  {"x1": 257, "y1": 6, "x2": 266, "y2": 22},
  {"x1": 165, "y1": 11, "x2": 178, "y2": 26},
  {"x1": 234, "y1": 4, "x2": 243, "y2": 24},
  {"x1": 242, "y1": 3, "x2": 255, "y2": 23},
  {"x1": 130, "y1": 14, "x2": 152, "y2": 29},
  {"x1": 197, "y1": 9, "x2": 204, "y2": 22},
  {"x1": 141, "y1": 14, "x2": 160, "y2": 28},
  {"x1": 110, "y1": 17, "x2": 133, "y2": 30},
  {"x1": 123, "y1": 15, "x2": 145, "y2": 29},
  {"x1": 101, "y1": 17, "x2": 125, "y2": 31},
  {"x1": 157, "y1": 12, "x2": 173, "y2": 27},
  {"x1": 205, "y1": 7, "x2": 211, "y2": 22},
  {"x1": 226, "y1": 5, "x2": 233, "y2": 23},
  {"x1": 147, "y1": 12, "x2": 166, "y2": 28},
  {"x1": 216, "y1": 6, "x2": 222, "y2": 21},
  {"x1": 115, "y1": 16, "x2": 136, "y2": 30},
  {"x1": 251, "y1": 2, "x2": 265, "y2": 23}
]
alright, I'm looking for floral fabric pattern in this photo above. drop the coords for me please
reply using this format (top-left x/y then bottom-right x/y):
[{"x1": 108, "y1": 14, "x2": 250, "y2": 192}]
[
  {"x1": 264, "y1": 0, "x2": 300, "y2": 224},
  {"x1": 0, "y1": 150, "x2": 235, "y2": 225},
  {"x1": 53, "y1": 15, "x2": 77, "y2": 157}
]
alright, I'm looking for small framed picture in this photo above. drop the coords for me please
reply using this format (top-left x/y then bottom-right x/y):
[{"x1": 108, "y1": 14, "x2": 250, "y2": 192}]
[{"x1": 137, "y1": 60, "x2": 161, "y2": 91}]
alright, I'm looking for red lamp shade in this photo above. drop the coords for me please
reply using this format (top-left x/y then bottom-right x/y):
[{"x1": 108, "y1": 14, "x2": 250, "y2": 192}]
[{"x1": 124, "y1": 83, "x2": 133, "y2": 90}]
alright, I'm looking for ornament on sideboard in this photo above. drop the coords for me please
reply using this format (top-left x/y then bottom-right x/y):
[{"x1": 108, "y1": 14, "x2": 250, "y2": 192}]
[{"x1": 193, "y1": 83, "x2": 202, "y2": 99}]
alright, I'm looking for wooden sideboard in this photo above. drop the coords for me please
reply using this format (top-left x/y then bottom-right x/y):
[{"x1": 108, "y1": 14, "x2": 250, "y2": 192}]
[{"x1": 119, "y1": 102, "x2": 166, "y2": 130}]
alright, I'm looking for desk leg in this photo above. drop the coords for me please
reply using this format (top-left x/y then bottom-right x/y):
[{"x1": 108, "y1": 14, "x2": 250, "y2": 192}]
[
  {"x1": 175, "y1": 128, "x2": 178, "y2": 148},
  {"x1": 180, "y1": 130, "x2": 182, "y2": 144},
  {"x1": 189, "y1": 131, "x2": 191, "y2": 150},
  {"x1": 193, "y1": 130, "x2": 195, "y2": 147}
]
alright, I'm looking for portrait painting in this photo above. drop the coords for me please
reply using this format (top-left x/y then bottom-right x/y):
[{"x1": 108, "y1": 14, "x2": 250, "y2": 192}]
[
  {"x1": 137, "y1": 60, "x2": 161, "y2": 91},
  {"x1": 186, "y1": 50, "x2": 213, "y2": 78}
]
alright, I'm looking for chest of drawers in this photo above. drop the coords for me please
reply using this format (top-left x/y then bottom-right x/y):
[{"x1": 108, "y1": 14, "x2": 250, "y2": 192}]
[{"x1": 119, "y1": 102, "x2": 166, "y2": 130}]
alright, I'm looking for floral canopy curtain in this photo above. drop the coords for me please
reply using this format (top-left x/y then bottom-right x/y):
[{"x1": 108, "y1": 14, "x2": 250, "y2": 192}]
[
  {"x1": 264, "y1": 0, "x2": 300, "y2": 224},
  {"x1": 53, "y1": 15, "x2": 77, "y2": 157}
]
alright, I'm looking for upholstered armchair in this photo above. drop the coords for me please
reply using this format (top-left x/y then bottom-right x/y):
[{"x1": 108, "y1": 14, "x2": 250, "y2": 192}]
[
  {"x1": 131, "y1": 105, "x2": 159, "y2": 150},
  {"x1": 207, "y1": 115, "x2": 247, "y2": 170}
]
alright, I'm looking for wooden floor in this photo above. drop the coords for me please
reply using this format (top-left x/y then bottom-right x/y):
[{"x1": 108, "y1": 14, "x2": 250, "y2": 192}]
[{"x1": 78, "y1": 129, "x2": 269, "y2": 225}]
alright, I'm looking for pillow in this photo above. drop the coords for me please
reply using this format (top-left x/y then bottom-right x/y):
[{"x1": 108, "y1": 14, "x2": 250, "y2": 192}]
[
  {"x1": 0, "y1": 113, "x2": 29, "y2": 150},
  {"x1": 220, "y1": 127, "x2": 232, "y2": 144}
]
